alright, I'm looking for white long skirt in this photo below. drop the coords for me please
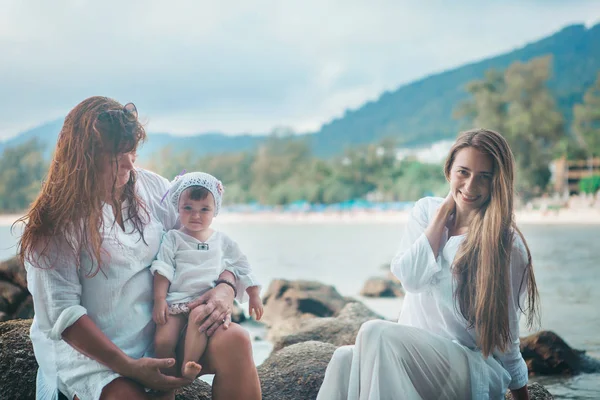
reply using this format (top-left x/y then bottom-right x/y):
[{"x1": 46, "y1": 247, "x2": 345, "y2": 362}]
[{"x1": 317, "y1": 320, "x2": 510, "y2": 400}]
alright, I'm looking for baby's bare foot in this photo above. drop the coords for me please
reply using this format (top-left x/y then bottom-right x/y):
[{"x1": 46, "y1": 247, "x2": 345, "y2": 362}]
[{"x1": 182, "y1": 361, "x2": 202, "y2": 380}]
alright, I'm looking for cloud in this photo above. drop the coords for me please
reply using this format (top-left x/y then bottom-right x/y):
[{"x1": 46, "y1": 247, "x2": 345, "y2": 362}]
[{"x1": 0, "y1": 0, "x2": 598, "y2": 139}]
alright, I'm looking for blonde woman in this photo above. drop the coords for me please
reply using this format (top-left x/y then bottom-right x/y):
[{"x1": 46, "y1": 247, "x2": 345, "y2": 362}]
[{"x1": 318, "y1": 129, "x2": 539, "y2": 400}]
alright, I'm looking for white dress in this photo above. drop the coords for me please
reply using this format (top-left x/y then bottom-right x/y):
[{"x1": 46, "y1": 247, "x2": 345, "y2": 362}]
[
  {"x1": 150, "y1": 229, "x2": 260, "y2": 305},
  {"x1": 25, "y1": 169, "x2": 252, "y2": 400},
  {"x1": 318, "y1": 197, "x2": 530, "y2": 400}
]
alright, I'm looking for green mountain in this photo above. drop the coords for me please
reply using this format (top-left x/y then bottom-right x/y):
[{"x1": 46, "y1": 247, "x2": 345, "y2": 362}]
[
  {"x1": 2, "y1": 23, "x2": 599, "y2": 159},
  {"x1": 310, "y1": 23, "x2": 600, "y2": 155}
]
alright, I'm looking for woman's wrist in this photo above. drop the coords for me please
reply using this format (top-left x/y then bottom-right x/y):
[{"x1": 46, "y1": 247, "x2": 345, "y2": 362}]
[
  {"x1": 437, "y1": 202, "x2": 454, "y2": 220},
  {"x1": 214, "y1": 279, "x2": 237, "y2": 298},
  {"x1": 112, "y1": 354, "x2": 135, "y2": 377}
]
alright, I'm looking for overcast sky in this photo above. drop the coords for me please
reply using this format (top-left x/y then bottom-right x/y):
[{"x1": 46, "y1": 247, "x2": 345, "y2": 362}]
[{"x1": 1, "y1": 0, "x2": 598, "y2": 140}]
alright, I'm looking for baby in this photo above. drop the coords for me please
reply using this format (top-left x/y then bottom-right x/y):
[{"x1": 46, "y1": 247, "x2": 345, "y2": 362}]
[{"x1": 151, "y1": 171, "x2": 262, "y2": 379}]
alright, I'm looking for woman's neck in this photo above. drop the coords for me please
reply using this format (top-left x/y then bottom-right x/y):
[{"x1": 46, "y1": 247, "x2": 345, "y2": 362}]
[
  {"x1": 449, "y1": 208, "x2": 477, "y2": 236},
  {"x1": 103, "y1": 186, "x2": 125, "y2": 203}
]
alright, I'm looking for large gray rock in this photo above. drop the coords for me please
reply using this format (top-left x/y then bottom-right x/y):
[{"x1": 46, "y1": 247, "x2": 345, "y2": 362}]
[
  {"x1": 521, "y1": 330, "x2": 600, "y2": 375},
  {"x1": 258, "y1": 341, "x2": 337, "y2": 400},
  {"x1": 0, "y1": 257, "x2": 31, "y2": 322},
  {"x1": 359, "y1": 276, "x2": 403, "y2": 298},
  {"x1": 272, "y1": 302, "x2": 384, "y2": 351},
  {"x1": 231, "y1": 301, "x2": 247, "y2": 324},
  {"x1": 174, "y1": 380, "x2": 212, "y2": 400},
  {"x1": 505, "y1": 382, "x2": 554, "y2": 399},
  {"x1": 261, "y1": 279, "x2": 353, "y2": 341},
  {"x1": 0, "y1": 319, "x2": 37, "y2": 400},
  {"x1": 0, "y1": 281, "x2": 26, "y2": 312},
  {"x1": 0, "y1": 256, "x2": 27, "y2": 289}
]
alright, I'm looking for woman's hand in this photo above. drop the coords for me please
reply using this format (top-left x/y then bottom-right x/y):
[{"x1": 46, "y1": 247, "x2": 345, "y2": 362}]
[
  {"x1": 119, "y1": 357, "x2": 191, "y2": 392},
  {"x1": 424, "y1": 192, "x2": 457, "y2": 258},
  {"x1": 440, "y1": 191, "x2": 456, "y2": 221},
  {"x1": 153, "y1": 299, "x2": 169, "y2": 325},
  {"x1": 187, "y1": 283, "x2": 235, "y2": 336}
]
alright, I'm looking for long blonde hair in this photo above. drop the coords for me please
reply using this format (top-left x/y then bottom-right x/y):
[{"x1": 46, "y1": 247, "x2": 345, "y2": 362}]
[
  {"x1": 445, "y1": 129, "x2": 539, "y2": 357},
  {"x1": 17, "y1": 96, "x2": 148, "y2": 277}
]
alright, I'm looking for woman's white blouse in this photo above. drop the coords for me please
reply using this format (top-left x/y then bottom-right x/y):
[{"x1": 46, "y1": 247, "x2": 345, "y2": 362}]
[
  {"x1": 24, "y1": 168, "x2": 253, "y2": 400},
  {"x1": 391, "y1": 197, "x2": 530, "y2": 392},
  {"x1": 150, "y1": 229, "x2": 260, "y2": 304}
]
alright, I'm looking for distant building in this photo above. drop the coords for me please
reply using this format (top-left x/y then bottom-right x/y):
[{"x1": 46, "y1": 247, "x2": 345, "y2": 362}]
[{"x1": 552, "y1": 157, "x2": 600, "y2": 194}]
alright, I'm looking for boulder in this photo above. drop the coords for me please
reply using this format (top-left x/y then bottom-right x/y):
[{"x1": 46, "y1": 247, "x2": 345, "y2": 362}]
[
  {"x1": 261, "y1": 279, "x2": 353, "y2": 341},
  {"x1": 272, "y1": 302, "x2": 385, "y2": 352},
  {"x1": 0, "y1": 256, "x2": 27, "y2": 289},
  {"x1": 258, "y1": 341, "x2": 337, "y2": 400},
  {"x1": 174, "y1": 380, "x2": 212, "y2": 400},
  {"x1": 0, "y1": 319, "x2": 37, "y2": 400},
  {"x1": 359, "y1": 276, "x2": 403, "y2": 297},
  {"x1": 0, "y1": 281, "x2": 26, "y2": 313},
  {"x1": 0, "y1": 320, "x2": 561, "y2": 400},
  {"x1": 505, "y1": 382, "x2": 554, "y2": 399},
  {"x1": 13, "y1": 295, "x2": 34, "y2": 320},
  {"x1": 521, "y1": 330, "x2": 600, "y2": 375},
  {"x1": 231, "y1": 301, "x2": 247, "y2": 324},
  {"x1": 0, "y1": 257, "x2": 31, "y2": 321}
]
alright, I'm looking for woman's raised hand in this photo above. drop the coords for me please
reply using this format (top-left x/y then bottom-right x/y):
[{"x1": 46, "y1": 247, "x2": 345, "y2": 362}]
[
  {"x1": 441, "y1": 191, "x2": 456, "y2": 218},
  {"x1": 186, "y1": 283, "x2": 235, "y2": 336}
]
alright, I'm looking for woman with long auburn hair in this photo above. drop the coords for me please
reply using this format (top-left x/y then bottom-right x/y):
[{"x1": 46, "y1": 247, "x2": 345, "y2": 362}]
[
  {"x1": 17, "y1": 96, "x2": 261, "y2": 400},
  {"x1": 318, "y1": 129, "x2": 539, "y2": 400}
]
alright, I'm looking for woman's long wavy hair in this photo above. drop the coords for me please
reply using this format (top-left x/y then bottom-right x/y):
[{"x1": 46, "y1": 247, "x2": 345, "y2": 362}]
[
  {"x1": 17, "y1": 96, "x2": 148, "y2": 277},
  {"x1": 445, "y1": 129, "x2": 539, "y2": 357}
]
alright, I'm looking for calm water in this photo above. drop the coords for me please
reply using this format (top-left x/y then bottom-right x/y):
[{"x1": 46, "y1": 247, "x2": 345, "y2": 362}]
[{"x1": 1, "y1": 222, "x2": 599, "y2": 399}]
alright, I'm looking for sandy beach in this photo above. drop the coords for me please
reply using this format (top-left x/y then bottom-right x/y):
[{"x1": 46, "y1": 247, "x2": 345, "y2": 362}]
[{"x1": 3, "y1": 208, "x2": 600, "y2": 227}]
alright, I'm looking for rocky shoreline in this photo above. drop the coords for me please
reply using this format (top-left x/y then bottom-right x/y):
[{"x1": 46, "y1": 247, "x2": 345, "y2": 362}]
[{"x1": 2, "y1": 258, "x2": 600, "y2": 399}]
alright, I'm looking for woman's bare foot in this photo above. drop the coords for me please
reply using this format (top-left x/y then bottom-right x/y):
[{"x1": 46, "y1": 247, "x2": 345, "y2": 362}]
[{"x1": 181, "y1": 361, "x2": 202, "y2": 380}]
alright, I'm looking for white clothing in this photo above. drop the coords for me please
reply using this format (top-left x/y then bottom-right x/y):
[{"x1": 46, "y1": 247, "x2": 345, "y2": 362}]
[
  {"x1": 318, "y1": 320, "x2": 479, "y2": 400},
  {"x1": 150, "y1": 229, "x2": 260, "y2": 304},
  {"x1": 25, "y1": 168, "x2": 252, "y2": 400},
  {"x1": 318, "y1": 197, "x2": 529, "y2": 399}
]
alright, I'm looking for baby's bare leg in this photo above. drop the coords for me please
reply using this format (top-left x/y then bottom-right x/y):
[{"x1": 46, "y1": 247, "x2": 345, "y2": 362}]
[
  {"x1": 181, "y1": 307, "x2": 209, "y2": 380},
  {"x1": 154, "y1": 314, "x2": 187, "y2": 376}
]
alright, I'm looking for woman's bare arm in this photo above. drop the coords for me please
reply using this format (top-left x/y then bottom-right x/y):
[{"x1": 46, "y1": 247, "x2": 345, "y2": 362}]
[{"x1": 62, "y1": 316, "x2": 190, "y2": 391}]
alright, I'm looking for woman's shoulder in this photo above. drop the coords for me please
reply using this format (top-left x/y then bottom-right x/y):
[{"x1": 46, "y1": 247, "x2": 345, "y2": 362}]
[
  {"x1": 136, "y1": 168, "x2": 170, "y2": 190},
  {"x1": 134, "y1": 168, "x2": 171, "y2": 205}
]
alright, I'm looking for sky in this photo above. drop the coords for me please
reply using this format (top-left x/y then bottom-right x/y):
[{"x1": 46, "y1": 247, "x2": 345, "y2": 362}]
[{"x1": 0, "y1": 0, "x2": 598, "y2": 140}]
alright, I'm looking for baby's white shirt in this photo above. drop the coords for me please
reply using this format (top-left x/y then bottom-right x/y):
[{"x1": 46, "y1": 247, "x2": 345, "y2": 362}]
[{"x1": 150, "y1": 229, "x2": 260, "y2": 304}]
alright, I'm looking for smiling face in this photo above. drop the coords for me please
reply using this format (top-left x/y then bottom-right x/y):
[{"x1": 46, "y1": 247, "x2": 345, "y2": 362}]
[
  {"x1": 178, "y1": 187, "x2": 215, "y2": 234},
  {"x1": 449, "y1": 147, "x2": 494, "y2": 214}
]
